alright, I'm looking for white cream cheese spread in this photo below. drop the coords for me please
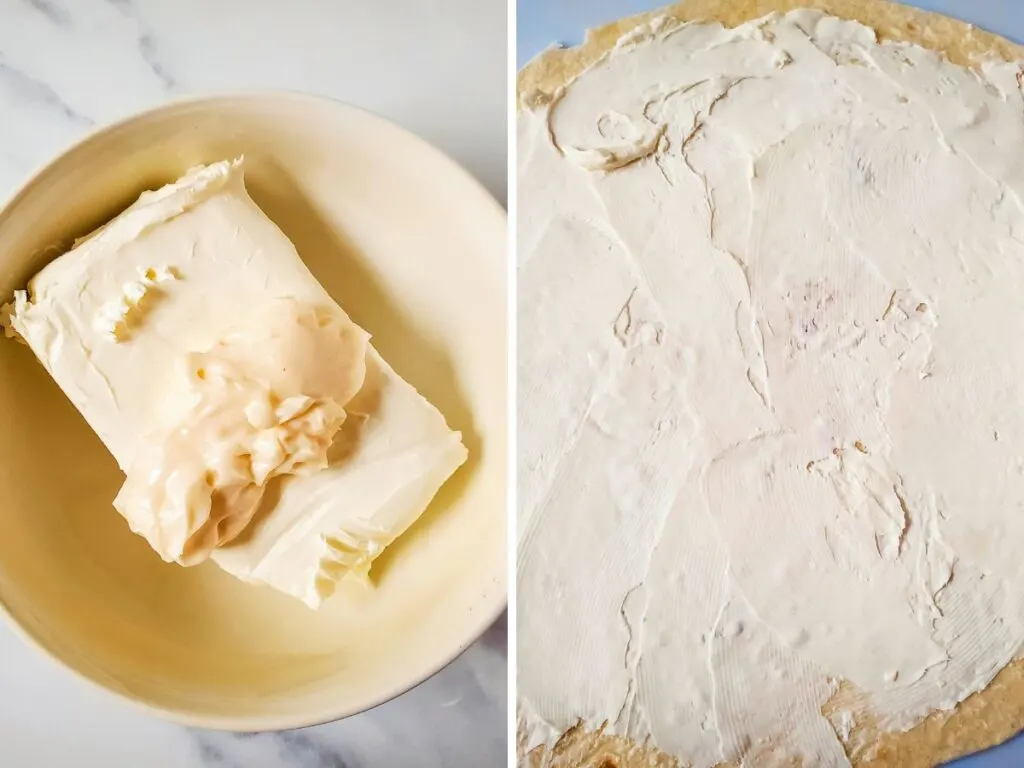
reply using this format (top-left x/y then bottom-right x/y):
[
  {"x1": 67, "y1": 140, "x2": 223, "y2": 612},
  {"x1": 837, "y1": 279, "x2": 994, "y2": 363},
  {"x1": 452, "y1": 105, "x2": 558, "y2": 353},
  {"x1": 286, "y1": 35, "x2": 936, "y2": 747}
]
[
  {"x1": 519, "y1": 10, "x2": 1024, "y2": 765},
  {"x1": 4, "y1": 158, "x2": 467, "y2": 608}
]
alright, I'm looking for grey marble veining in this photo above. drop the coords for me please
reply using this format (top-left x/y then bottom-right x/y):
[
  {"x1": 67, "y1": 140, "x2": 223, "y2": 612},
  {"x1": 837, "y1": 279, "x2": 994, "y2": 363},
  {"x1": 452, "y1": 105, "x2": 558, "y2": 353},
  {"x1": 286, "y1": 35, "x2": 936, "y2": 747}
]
[
  {"x1": 0, "y1": 613, "x2": 507, "y2": 767},
  {"x1": 0, "y1": 0, "x2": 507, "y2": 203},
  {"x1": 187, "y1": 617, "x2": 506, "y2": 768},
  {"x1": 22, "y1": 0, "x2": 71, "y2": 27},
  {"x1": 0, "y1": 0, "x2": 507, "y2": 765}
]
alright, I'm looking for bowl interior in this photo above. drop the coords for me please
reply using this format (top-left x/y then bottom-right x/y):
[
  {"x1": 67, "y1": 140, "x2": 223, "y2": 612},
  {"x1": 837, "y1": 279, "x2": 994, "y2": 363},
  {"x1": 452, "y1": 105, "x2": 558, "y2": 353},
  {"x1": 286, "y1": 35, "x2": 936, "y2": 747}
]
[{"x1": 0, "y1": 94, "x2": 506, "y2": 728}]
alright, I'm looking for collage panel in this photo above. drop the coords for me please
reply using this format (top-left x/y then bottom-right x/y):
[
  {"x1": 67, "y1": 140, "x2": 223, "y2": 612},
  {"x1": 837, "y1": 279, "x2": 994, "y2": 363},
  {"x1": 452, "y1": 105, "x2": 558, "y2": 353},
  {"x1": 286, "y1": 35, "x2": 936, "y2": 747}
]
[
  {"x1": 517, "y1": 2, "x2": 1024, "y2": 768},
  {"x1": 0, "y1": 1, "x2": 506, "y2": 766},
  {"x1": 8, "y1": 0, "x2": 1024, "y2": 766}
]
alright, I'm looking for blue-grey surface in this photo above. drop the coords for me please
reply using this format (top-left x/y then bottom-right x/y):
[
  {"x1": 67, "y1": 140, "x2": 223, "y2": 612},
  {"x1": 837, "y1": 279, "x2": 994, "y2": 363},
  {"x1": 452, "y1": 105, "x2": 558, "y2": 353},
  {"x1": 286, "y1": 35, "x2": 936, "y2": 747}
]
[
  {"x1": 517, "y1": 1, "x2": 1024, "y2": 766},
  {"x1": 0, "y1": 1, "x2": 507, "y2": 766},
  {"x1": 517, "y1": 0, "x2": 1023, "y2": 67}
]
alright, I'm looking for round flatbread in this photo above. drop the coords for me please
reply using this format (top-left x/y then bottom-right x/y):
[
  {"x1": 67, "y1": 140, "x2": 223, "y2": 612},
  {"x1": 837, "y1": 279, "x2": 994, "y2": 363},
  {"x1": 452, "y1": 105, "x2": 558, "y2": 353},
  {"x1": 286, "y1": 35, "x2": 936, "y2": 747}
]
[{"x1": 517, "y1": 2, "x2": 1024, "y2": 766}]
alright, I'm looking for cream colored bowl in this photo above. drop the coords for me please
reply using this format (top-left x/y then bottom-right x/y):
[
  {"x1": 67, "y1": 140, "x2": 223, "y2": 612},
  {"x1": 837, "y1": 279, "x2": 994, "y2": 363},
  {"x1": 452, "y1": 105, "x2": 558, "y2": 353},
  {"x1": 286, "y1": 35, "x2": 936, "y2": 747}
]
[{"x1": 0, "y1": 93, "x2": 506, "y2": 729}]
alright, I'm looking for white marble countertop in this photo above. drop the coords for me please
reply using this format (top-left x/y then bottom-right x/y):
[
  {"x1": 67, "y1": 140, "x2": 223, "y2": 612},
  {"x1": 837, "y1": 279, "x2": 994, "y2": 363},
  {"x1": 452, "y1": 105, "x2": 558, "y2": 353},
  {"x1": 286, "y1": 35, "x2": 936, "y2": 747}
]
[{"x1": 0, "y1": 1, "x2": 507, "y2": 766}]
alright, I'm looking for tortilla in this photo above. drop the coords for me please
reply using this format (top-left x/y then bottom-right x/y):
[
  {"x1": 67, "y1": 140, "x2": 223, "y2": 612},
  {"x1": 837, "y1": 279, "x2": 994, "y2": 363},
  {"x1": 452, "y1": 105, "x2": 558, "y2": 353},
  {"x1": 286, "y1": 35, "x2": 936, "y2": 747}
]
[{"x1": 517, "y1": 2, "x2": 1024, "y2": 766}]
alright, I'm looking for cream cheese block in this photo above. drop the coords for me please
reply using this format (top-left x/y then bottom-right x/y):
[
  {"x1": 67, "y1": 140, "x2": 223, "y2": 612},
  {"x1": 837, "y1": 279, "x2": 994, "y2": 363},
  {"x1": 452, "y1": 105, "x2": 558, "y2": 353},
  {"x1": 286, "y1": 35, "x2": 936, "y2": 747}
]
[{"x1": 3, "y1": 158, "x2": 467, "y2": 609}]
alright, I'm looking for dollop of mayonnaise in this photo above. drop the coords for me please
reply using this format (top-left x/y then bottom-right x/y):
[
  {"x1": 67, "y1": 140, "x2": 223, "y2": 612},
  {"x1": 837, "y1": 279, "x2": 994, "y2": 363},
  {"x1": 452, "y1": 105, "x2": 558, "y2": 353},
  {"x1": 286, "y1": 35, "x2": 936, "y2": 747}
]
[{"x1": 114, "y1": 299, "x2": 369, "y2": 566}]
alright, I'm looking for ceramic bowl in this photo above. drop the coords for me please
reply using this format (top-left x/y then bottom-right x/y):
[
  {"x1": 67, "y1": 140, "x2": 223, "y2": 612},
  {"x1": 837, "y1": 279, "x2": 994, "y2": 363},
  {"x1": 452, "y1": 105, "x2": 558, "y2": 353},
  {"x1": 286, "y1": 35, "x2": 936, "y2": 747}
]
[{"x1": 0, "y1": 92, "x2": 506, "y2": 729}]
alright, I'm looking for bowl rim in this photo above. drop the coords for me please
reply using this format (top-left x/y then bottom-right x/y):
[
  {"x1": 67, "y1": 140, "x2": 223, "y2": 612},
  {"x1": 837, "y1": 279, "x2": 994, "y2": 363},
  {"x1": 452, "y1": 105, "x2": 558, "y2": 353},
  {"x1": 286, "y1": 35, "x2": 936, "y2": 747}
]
[{"x1": 0, "y1": 88, "x2": 508, "y2": 732}]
